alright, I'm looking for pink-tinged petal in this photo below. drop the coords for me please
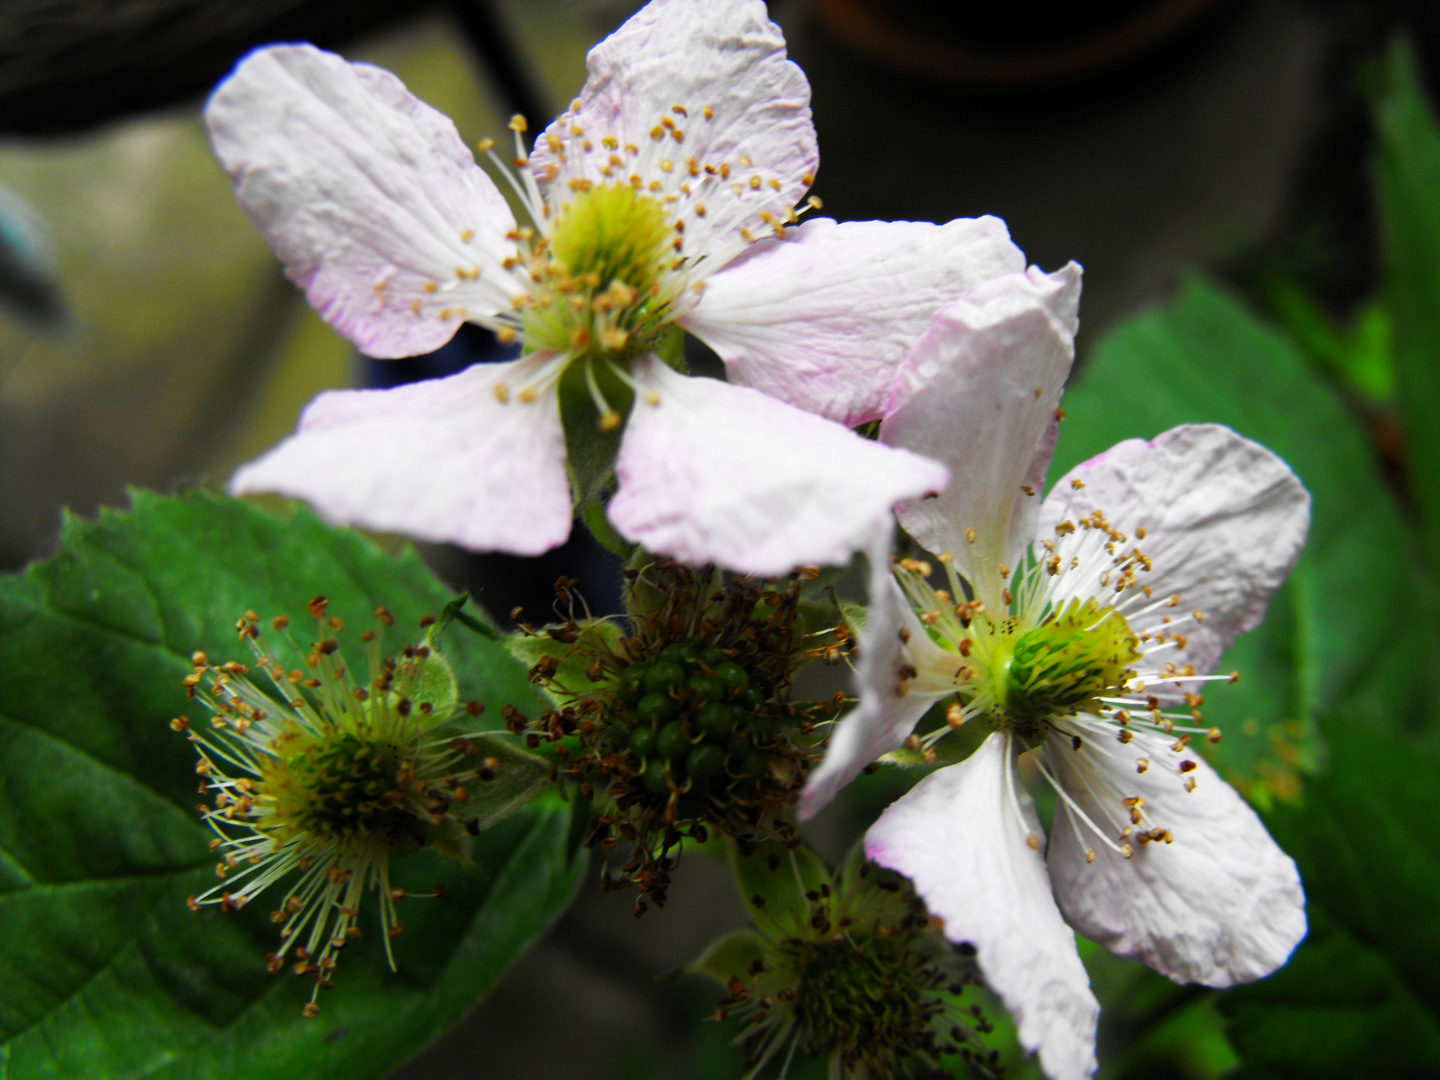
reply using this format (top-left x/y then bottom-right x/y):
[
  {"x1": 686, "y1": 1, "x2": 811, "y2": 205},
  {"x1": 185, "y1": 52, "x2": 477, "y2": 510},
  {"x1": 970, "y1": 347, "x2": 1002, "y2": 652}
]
[
  {"x1": 882, "y1": 264, "x2": 1082, "y2": 606},
  {"x1": 868, "y1": 734, "x2": 1099, "y2": 1080},
  {"x1": 608, "y1": 358, "x2": 948, "y2": 576},
  {"x1": 1045, "y1": 726, "x2": 1306, "y2": 986},
  {"x1": 206, "y1": 44, "x2": 522, "y2": 358},
  {"x1": 231, "y1": 359, "x2": 572, "y2": 555},
  {"x1": 1039, "y1": 424, "x2": 1310, "y2": 678},
  {"x1": 683, "y1": 217, "x2": 1026, "y2": 426},
  {"x1": 530, "y1": 0, "x2": 815, "y2": 265},
  {"x1": 800, "y1": 534, "x2": 953, "y2": 819}
]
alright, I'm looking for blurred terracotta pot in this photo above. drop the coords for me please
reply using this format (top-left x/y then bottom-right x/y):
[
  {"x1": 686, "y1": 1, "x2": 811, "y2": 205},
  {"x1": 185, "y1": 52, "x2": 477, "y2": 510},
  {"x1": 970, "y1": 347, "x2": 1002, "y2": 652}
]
[{"x1": 811, "y1": 0, "x2": 1228, "y2": 87}]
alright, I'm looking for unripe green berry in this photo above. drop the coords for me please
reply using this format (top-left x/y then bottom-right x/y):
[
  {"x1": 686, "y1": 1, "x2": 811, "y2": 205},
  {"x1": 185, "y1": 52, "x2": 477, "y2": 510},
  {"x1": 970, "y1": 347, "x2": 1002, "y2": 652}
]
[
  {"x1": 660, "y1": 641, "x2": 699, "y2": 666},
  {"x1": 636, "y1": 691, "x2": 677, "y2": 726},
  {"x1": 627, "y1": 725, "x2": 656, "y2": 758},
  {"x1": 696, "y1": 702, "x2": 735, "y2": 739},
  {"x1": 644, "y1": 661, "x2": 686, "y2": 694},
  {"x1": 656, "y1": 721, "x2": 689, "y2": 760},
  {"x1": 618, "y1": 664, "x2": 649, "y2": 703},
  {"x1": 740, "y1": 686, "x2": 766, "y2": 710},
  {"x1": 686, "y1": 673, "x2": 725, "y2": 702},
  {"x1": 688, "y1": 743, "x2": 725, "y2": 781},
  {"x1": 643, "y1": 761, "x2": 672, "y2": 795},
  {"x1": 714, "y1": 663, "x2": 750, "y2": 694}
]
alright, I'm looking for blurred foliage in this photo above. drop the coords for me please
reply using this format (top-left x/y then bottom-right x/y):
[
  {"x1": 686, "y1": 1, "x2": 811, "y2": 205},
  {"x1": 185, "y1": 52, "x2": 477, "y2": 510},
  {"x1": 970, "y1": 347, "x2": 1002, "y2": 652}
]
[
  {"x1": 0, "y1": 491, "x2": 582, "y2": 1078},
  {"x1": 1374, "y1": 36, "x2": 1440, "y2": 571},
  {"x1": 1220, "y1": 718, "x2": 1440, "y2": 1078}
]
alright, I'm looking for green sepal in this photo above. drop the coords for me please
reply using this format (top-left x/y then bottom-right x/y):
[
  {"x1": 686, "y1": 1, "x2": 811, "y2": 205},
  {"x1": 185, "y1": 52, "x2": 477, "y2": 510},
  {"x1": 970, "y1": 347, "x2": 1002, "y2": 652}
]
[
  {"x1": 655, "y1": 323, "x2": 687, "y2": 372},
  {"x1": 452, "y1": 734, "x2": 553, "y2": 833},
  {"x1": 727, "y1": 837, "x2": 830, "y2": 940},
  {"x1": 412, "y1": 627, "x2": 459, "y2": 711},
  {"x1": 878, "y1": 706, "x2": 991, "y2": 769},
  {"x1": 689, "y1": 929, "x2": 769, "y2": 986},
  {"x1": 838, "y1": 599, "x2": 868, "y2": 636},
  {"x1": 438, "y1": 592, "x2": 501, "y2": 641},
  {"x1": 581, "y1": 496, "x2": 635, "y2": 559},
  {"x1": 504, "y1": 620, "x2": 627, "y2": 708},
  {"x1": 557, "y1": 358, "x2": 634, "y2": 508}
]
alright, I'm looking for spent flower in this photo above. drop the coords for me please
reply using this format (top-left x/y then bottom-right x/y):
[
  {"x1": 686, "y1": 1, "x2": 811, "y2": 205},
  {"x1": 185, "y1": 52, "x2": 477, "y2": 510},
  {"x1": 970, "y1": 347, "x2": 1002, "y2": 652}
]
[
  {"x1": 511, "y1": 562, "x2": 849, "y2": 910},
  {"x1": 801, "y1": 268, "x2": 1311, "y2": 1079},
  {"x1": 204, "y1": 0, "x2": 1042, "y2": 573},
  {"x1": 697, "y1": 840, "x2": 1001, "y2": 1079},
  {"x1": 176, "y1": 599, "x2": 546, "y2": 1014}
]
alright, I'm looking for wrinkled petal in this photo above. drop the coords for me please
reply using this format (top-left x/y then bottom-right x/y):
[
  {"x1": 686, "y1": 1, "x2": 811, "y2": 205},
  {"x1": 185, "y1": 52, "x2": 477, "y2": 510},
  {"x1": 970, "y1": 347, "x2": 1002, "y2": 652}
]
[
  {"x1": 207, "y1": 44, "x2": 522, "y2": 358},
  {"x1": 1045, "y1": 726, "x2": 1306, "y2": 986},
  {"x1": 800, "y1": 533, "x2": 953, "y2": 819},
  {"x1": 684, "y1": 217, "x2": 1025, "y2": 426},
  {"x1": 231, "y1": 359, "x2": 572, "y2": 555},
  {"x1": 882, "y1": 264, "x2": 1082, "y2": 605},
  {"x1": 531, "y1": 0, "x2": 815, "y2": 266},
  {"x1": 608, "y1": 358, "x2": 948, "y2": 576},
  {"x1": 1038, "y1": 424, "x2": 1310, "y2": 678},
  {"x1": 867, "y1": 734, "x2": 1099, "y2": 1080}
]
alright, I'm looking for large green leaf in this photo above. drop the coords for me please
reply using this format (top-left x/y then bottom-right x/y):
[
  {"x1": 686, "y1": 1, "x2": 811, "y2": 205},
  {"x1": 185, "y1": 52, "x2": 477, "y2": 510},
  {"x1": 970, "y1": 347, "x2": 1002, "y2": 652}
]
[
  {"x1": 0, "y1": 490, "x2": 584, "y2": 1079},
  {"x1": 1054, "y1": 279, "x2": 1429, "y2": 786},
  {"x1": 1218, "y1": 718, "x2": 1440, "y2": 1076},
  {"x1": 1375, "y1": 37, "x2": 1440, "y2": 571}
]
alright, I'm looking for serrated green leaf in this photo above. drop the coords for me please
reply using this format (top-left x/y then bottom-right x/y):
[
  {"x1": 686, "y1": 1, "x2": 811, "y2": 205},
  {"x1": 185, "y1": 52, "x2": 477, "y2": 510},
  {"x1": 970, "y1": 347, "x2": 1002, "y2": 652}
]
[
  {"x1": 0, "y1": 490, "x2": 584, "y2": 1080},
  {"x1": 1055, "y1": 278, "x2": 1432, "y2": 787},
  {"x1": 1375, "y1": 36, "x2": 1440, "y2": 570}
]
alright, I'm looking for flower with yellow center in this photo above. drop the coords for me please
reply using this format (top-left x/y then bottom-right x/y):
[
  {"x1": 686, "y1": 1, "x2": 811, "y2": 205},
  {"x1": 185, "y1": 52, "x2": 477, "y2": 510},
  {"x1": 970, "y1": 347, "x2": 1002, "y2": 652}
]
[
  {"x1": 799, "y1": 267, "x2": 1312, "y2": 1080},
  {"x1": 205, "y1": 0, "x2": 1031, "y2": 574}
]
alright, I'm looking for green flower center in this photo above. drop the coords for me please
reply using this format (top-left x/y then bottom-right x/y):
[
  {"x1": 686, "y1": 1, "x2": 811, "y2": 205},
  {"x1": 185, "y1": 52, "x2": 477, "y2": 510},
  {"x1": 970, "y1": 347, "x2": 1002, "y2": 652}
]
[
  {"x1": 984, "y1": 597, "x2": 1140, "y2": 738},
  {"x1": 262, "y1": 728, "x2": 419, "y2": 844},
  {"x1": 792, "y1": 933, "x2": 946, "y2": 1065},
  {"x1": 522, "y1": 183, "x2": 675, "y2": 363}
]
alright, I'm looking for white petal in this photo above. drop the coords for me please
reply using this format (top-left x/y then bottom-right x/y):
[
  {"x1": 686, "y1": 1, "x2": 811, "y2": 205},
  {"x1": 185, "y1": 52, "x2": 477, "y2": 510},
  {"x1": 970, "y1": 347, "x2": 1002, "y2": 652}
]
[
  {"x1": 799, "y1": 534, "x2": 952, "y2": 819},
  {"x1": 683, "y1": 217, "x2": 1025, "y2": 425},
  {"x1": 231, "y1": 359, "x2": 572, "y2": 555},
  {"x1": 867, "y1": 734, "x2": 1099, "y2": 1080},
  {"x1": 1038, "y1": 424, "x2": 1311, "y2": 678},
  {"x1": 206, "y1": 45, "x2": 522, "y2": 358},
  {"x1": 1045, "y1": 726, "x2": 1306, "y2": 986},
  {"x1": 608, "y1": 358, "x2": 948, "y2": 576},
  {"x1": 530, "y1": 0, "x2": 816, "y2": 265},
  {"x1": 881, "y1": 265, "x2": 1082, "y2": 604}
]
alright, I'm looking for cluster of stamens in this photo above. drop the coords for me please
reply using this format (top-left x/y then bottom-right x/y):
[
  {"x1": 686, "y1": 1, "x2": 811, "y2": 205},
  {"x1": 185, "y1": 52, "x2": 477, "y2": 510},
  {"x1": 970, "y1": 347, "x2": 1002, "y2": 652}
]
[
  {"x1": 890, "y1": 498, "x2": 1240, "y2": 864},
  {"x1": 175, "y1": 598, "x2": 496, "y2": 1015},
  {"x1": 513, "y1": 564, "x2": 850, "y2": 913},
  {"x1": 383, "y1": 104, "x2": 820, "y2": 431}
]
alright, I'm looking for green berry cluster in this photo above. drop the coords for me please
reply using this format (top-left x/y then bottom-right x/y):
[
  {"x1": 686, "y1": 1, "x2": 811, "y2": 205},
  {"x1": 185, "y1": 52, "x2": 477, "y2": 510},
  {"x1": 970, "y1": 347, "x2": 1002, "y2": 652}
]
[
  {"x1": 519, "y1": 561, "x2": 852, "y2": 909},
  {"x1": 611, "y1": 641, "x2": 778, "y2": 807}
]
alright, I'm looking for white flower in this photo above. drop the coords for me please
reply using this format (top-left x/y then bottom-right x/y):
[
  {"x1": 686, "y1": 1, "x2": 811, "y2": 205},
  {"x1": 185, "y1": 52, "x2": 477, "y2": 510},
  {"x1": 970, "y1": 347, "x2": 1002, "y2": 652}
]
[
  {"x1": 203, "y1": 0, "x2": 1031, "y2": 573},
  {"x1": 799, "y1": 266, "x2": 1311, "y2": 1080}
]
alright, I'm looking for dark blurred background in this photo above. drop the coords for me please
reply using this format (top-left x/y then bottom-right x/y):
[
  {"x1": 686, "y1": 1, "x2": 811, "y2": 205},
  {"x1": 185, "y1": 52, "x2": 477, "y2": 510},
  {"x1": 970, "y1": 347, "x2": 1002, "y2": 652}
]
[{"x1": 1, "y1": 0, "x2": 1436, "y2": 1075}]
